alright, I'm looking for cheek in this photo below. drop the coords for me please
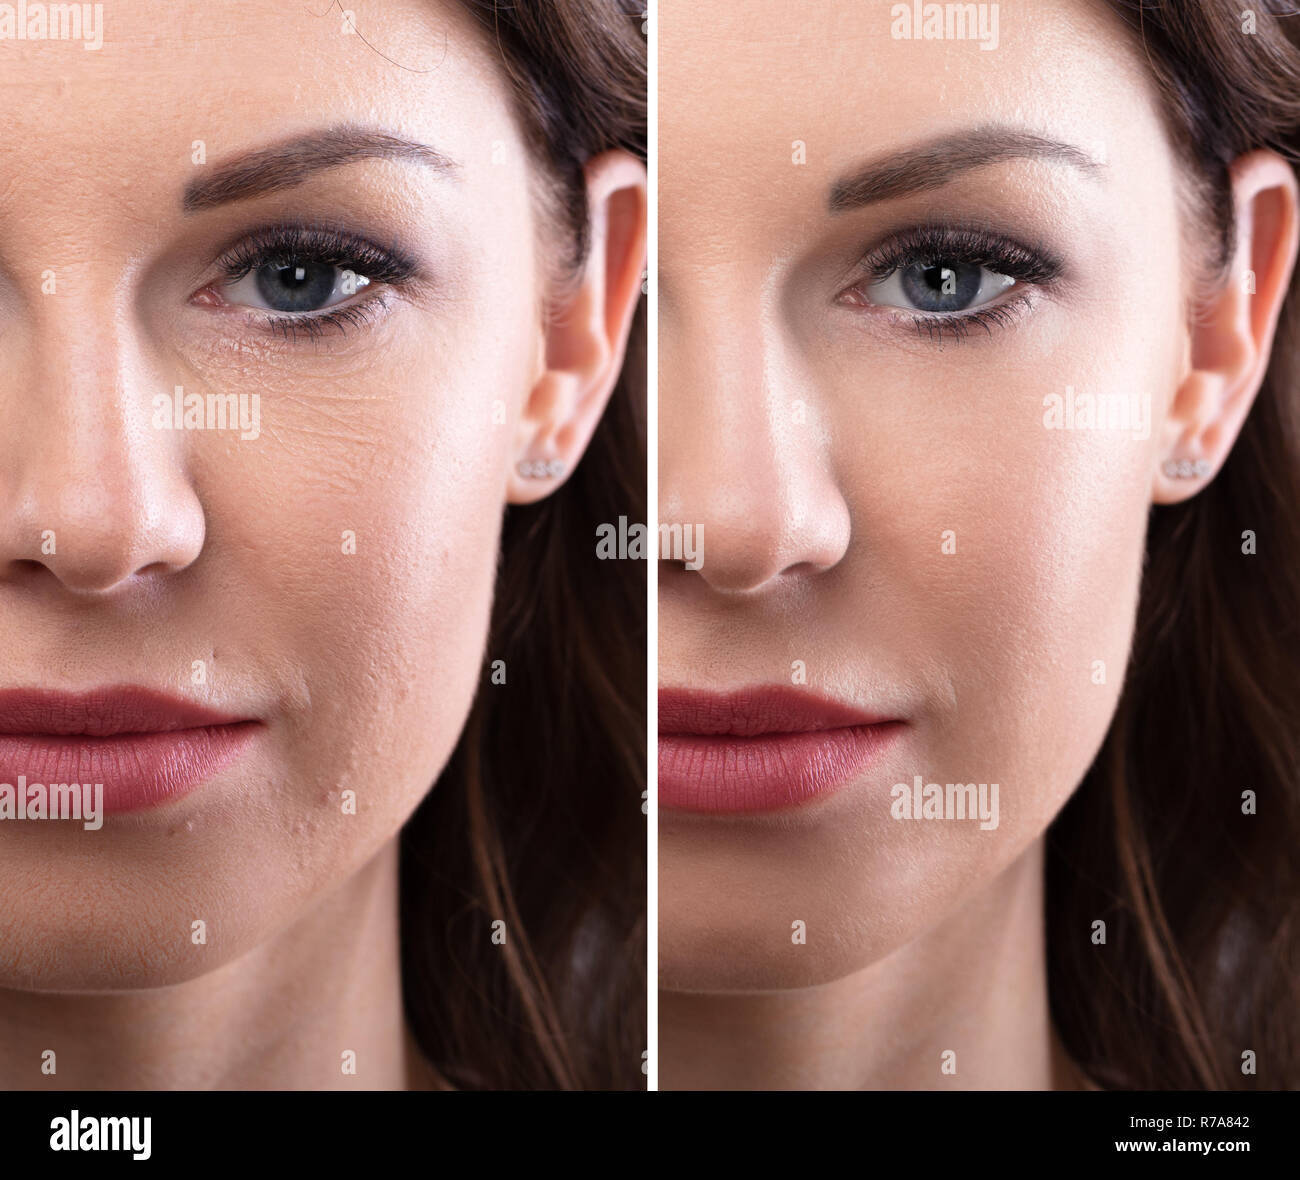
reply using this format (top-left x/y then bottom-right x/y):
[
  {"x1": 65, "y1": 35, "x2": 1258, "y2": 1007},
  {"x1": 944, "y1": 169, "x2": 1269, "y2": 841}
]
[
  {"x1": 845, "y1": 393, "x2": 1151, "y2": 830},
  {"x1": 917, "y1": 325, "x2": 1179, "y2": 834},
  {"x1": 908, "y1": 419, "x2": 1150, "y2": 831},
  {"x1": 206, "y1": 320, "x2": 525, "y2": 813}
]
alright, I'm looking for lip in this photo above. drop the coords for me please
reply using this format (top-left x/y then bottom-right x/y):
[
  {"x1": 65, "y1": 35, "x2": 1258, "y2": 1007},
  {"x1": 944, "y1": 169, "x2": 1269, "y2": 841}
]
[
  {"x1": 658, "y1": 686, "x2": 905, "y2": 814},
  {"x1": 0, "y1": 686, "x2": 259, "y2": 816}
]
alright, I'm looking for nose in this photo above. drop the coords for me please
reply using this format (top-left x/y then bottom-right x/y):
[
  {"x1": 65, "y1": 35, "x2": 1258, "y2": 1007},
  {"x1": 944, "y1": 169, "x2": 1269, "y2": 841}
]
[
  {"x1": 660, "y1": 305, "x2": 851, "y2": 595},
  {"x1": 0, "y1": 313, "x2": 206, "y2": 596}
]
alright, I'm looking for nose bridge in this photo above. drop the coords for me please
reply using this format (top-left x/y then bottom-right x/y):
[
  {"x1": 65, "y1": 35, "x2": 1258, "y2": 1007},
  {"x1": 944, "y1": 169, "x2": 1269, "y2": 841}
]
[
  {"x1": 661, "y1": 278, "x2": 852, "y2": 593},
  {"x1": 0, "y1": 274, "x2": 206, "y2": 593},
  {"x1": 20, "y1": 286, "x2": 152, "y2": 469},
  {"x1": 663, "y1": 280, "x2": 770, "y2": 477}
]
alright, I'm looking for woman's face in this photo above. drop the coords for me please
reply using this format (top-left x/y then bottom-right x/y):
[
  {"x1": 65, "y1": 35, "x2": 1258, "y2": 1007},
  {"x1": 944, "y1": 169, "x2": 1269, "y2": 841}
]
[
  {"x1": 659, "y1": 0, "x2": 1191, "y2": 990},
  {"x1": 0, "y1": 0, "x2": 551, "y2": 988}
]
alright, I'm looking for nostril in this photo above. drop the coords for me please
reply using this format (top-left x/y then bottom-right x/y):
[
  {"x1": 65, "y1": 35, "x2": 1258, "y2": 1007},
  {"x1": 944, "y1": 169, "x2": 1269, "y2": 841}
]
[
  {"x1": 135, "y1": 559, "x2": 183, "y2": 579},
  {"x1": 0, "y1": 557, "x2": 68, "y2": 593},
  {"x1": 9, "y1": 558, "x2": 49, "y2": 578}
]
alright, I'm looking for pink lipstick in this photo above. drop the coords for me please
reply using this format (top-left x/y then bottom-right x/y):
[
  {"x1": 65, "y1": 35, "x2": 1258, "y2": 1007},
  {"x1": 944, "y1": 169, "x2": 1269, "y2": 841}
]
[
  {"x1": 0, "y1": 687, "x2": 258, "y2": 816},
  {"x1": 658, "y1": 687, "x2": 904, "y2": 814}
]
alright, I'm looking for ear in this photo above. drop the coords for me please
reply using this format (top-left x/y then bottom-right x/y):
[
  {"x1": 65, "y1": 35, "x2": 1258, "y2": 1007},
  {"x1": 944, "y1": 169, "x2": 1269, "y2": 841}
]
[
  {"x1": 1154, "y1": 150, "x2": 1299, "y2": 504},
  {"x1": 507, "y1": 149, "x2": 647, "y2": 505}
]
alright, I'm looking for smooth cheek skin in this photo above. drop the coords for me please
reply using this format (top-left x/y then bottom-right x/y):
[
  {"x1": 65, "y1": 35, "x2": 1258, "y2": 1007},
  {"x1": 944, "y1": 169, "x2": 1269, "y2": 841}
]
[
  {"x1": 0, "y1": 0, "x2": 542, "y2": 989},
  {"x1": 659, "y1": 0, "x2": 1190, "y2": 990}
]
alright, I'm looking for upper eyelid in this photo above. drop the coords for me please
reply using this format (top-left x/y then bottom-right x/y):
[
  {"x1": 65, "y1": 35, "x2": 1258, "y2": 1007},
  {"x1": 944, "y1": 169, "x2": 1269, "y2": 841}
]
[
  {"x1": 210, "y1": 224, "x2": 422, "y2": 286},
  {"x1": 855, "y1": 226, "x2": 1065, "y2": 285}
]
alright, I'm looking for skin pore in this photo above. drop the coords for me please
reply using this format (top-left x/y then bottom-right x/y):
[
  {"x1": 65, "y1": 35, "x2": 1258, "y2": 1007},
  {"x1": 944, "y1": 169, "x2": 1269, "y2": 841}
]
[
  {"x1": 658, "y1": 0, "x2": 1297, "y2": 1089},
  {"x1": 0, "y1": 0, "x2": 646, "y2": 1089}
]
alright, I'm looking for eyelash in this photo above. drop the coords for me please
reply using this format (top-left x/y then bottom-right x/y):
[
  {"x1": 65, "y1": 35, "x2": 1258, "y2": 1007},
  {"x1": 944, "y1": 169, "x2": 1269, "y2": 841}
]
[
  {"x1": 844, "y1": 225, "x2": 1064, "y2": 342},
  {"x1": 207, "y1": 225, "x2": 420, "y2": 342}
]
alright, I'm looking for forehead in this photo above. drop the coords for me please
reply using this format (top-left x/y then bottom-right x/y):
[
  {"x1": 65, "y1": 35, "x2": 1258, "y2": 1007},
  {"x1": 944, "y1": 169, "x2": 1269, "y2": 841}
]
[
  {"x1": 0, "y1": 0, "x2": 518, "y2": 200},
  {"x1": 659, "y1": 0, "x2": 1157, "y2": 220}
]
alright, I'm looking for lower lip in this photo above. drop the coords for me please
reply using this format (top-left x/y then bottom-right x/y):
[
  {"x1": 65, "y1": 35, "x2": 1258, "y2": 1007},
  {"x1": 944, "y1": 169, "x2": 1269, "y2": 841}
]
[
  {"x1": 0, "y1": 723, "x2": 258, "y2": 815},
  {"x1": 658, "y1": 722, "x2": 905, "y2": 814}
]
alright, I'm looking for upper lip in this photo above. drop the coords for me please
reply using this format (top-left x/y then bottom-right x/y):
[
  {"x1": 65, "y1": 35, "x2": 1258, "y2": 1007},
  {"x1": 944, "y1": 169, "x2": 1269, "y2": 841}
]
[
  {"x1": 0, "y1": 686, "x2": 252, "y2": 737},
  {"x1": 658, "y1": 686, "x2": 899, "y2": 738}
]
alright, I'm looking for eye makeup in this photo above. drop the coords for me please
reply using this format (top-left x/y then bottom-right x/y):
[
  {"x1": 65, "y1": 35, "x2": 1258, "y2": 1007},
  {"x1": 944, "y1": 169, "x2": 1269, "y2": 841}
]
[
  {"x1": 192, "y1": 222, "x2": 425, "y2": 343},
  {"x1": 839, "y1": 222, "x2": 1067, "y2": 342}
]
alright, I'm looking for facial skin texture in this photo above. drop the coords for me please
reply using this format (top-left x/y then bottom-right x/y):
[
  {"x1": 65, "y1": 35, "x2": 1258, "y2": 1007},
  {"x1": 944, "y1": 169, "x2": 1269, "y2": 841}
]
[
  {"x1": 0, "y1": 1, "x2": 646, "y2": 1088},
  {"x1": 658, "y1": 0, "x2": 1297, "y2": 1088}
]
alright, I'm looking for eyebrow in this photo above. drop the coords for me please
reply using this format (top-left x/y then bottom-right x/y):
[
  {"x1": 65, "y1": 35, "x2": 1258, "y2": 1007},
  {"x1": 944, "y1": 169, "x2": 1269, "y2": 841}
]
[
  {"x1": 828, "y1": 126, "x2": 1102, "y2": 213},
  {"x1": 182, "y1": 126, "x2": 459, "y2": 214}
]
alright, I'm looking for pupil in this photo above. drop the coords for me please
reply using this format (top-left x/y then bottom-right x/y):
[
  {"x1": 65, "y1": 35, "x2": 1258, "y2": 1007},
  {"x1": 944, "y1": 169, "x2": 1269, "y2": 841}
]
[
  {"x1": 255, "y1": 260, "x2": 336, "y2": 312},
  {"x1": 901, "y1": 259, "x2": 981, "y2": 312},
  {"x1": 923, "y1": 266, "x2": 952, "y2": 291}
]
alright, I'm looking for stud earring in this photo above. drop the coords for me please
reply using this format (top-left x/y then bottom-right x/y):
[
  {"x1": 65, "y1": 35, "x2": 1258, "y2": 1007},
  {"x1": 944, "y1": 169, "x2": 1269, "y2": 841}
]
[
  {"x1": 517, "y1": 459, "x2": 566, "y2": 479},
  {"x1": 1163, "y1": 459, "x2": 1212, "y2": 479}
]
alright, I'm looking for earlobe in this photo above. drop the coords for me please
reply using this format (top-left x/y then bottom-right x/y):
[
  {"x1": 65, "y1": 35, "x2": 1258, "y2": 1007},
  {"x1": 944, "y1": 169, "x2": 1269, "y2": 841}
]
[
  {"x1": 1153, "y1": 150, "x2": 1299, "y2": 506},
  {"x1": 507, "y1": 150, "x2": 648, "y2": 506}
]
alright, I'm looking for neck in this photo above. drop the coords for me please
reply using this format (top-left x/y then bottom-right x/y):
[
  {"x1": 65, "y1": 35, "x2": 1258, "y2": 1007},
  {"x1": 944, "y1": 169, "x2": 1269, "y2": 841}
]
[
  {"x1": 0, "y1": 840, "x2": 419, "y2": 1090},
  {"x1": 661, "y1": 838, "x2": 1076, "y2": 1090}
]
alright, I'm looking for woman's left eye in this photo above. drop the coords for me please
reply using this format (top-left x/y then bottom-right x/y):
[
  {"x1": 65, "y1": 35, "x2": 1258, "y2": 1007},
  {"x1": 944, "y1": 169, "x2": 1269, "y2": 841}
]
[
  {"x1": 866, "y1": 259, "x2": 1016, "y2": 314},
  {"x1": 219, "y1": 260, "x2": 371, "y2": 314}
]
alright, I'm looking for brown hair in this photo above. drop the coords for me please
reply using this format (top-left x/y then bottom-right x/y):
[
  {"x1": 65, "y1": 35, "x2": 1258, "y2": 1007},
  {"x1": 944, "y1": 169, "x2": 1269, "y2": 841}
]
[
  {"x1": 399, "y1": 0, "x2": 646, "y2": 1089},
  {"x1": 1048, "y1": 0, "x2": 1300, "y2": 1090}
]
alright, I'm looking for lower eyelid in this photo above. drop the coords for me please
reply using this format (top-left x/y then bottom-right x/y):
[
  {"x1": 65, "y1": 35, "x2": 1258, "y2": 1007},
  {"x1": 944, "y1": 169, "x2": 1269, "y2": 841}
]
[
  {"x1": 261, "y1": 291, "x2": 392, "y2": 337},
  {"x1": 909, "y1": 293, "x2": 1036, "y2": 339},
  {"x1": 842, "y1": 288, "x2": 1039, "y2": 343},
  {"x1": 201, "y1": 286, "x2": 394, "y2": 344}
]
